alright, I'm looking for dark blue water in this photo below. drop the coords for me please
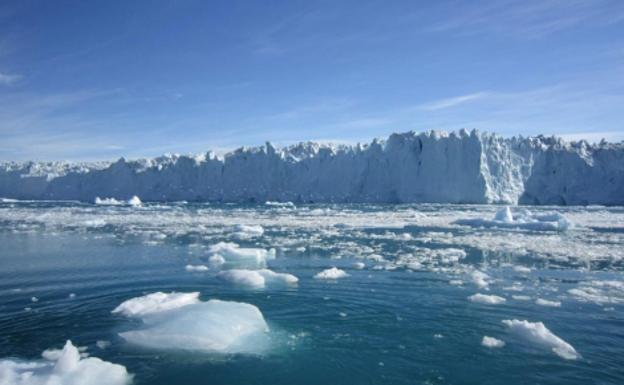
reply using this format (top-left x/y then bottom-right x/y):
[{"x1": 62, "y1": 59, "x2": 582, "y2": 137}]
[{"x1": 0, "y1": 202, "x2": 623, "y2": 384}]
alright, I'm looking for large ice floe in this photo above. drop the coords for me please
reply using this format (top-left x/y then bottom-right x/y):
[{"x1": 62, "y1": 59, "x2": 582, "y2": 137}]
[
  {"x1": 113, "y1": 292, "x2": 270, "y2": 354},
  {"x1": 2, "y1": 130, "x2": 623, "y2": 205},
  {"x1": 502, "y1": 319, "x2": 579, "y2": 360},
  {"x1": 0, "y1": 340, "x2": 131, "y2": 385},
  {"x1": 454, "y1": 206, "x2": 572, "y2": 231},
  {"x1": 208, "y1": 242, "x2": 275, "y2": 268}
]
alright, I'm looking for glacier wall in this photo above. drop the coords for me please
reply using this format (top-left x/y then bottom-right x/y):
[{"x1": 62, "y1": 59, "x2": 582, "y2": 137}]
[{"x1": 1, "y1": 130, "x2": 623, "y2": 205}]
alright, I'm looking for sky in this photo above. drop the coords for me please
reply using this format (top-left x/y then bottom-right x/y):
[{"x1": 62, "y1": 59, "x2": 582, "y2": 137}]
[{"x1": 1, "y1": 0, "x2": 623, "y2": 161}]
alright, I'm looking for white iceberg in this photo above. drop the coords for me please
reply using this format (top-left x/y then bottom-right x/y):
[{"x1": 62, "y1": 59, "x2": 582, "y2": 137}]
[
  {"x1": 502, "y1": 319, "x2": 579, "y2": 360},
  {"x1": 185, "y1": 264, "x2": 209, "y2": 272},
  {"x1": 314, "y1": 267, "x2": 349, "y2": 280},
  {"x1": 535, "y1": 298, "x2": 561, "y2": 307},
  {"x1": 95, "y1": 196, "x2": 142, "y2": 207},
  {"x1": 0, "y1": 340, "x2": 131, "y2": 385},
  {"x1": 482, "y1": 336, "x2": 505, "y2": 348},
  {"x1": 208, "y1": 242, "x2": 275, "y2": 267},
  {"x1": 468, "y1": 293, "x2": 506, "y2": 305},
  {"x1": 217, "y1": 269, "x2": 298, "y2": 289},
  {"x1": 115, "y1": 294, "x2": 270, "y2": 354}
]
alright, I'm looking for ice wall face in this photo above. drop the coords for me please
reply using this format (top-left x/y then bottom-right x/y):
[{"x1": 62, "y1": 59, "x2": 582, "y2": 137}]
[{"x1": 1, "y1": 130, "x2": 622, "y2": 205}]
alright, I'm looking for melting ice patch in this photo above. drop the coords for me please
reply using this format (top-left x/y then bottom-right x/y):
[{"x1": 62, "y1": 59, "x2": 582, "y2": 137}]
[
  {"x1": 567, "y1": 280, "x2": 624, "y2": 305},
  {"x1": 502, "y1": 319, "x2": 579, "y2": 360},
  {"x1": 314, "y1": 267, "x2": 349, "y2": 280},
  {"x1": 454, "y1": 207, "x2": 572, "y2": 232},
  {"x1": 232, "y1": 224, "x2": 264, "y2": 238},
  {"x1": 112, "y1": 291, "x2": 200, "y2": 317},
  {"x1": 217, "y1": 269, "x2": 298, "y2": 289},
  {"x1": 0, "y1": 340, "x2": 131, "y2": 385},
  {"x1": 115, "y1": 294, "x2": 270, "y2": 354}
]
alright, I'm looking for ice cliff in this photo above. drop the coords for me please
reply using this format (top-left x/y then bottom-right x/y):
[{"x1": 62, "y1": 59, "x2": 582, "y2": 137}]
[{"x1": 1, "y1": 130, "x2": 622, "y2": 205}]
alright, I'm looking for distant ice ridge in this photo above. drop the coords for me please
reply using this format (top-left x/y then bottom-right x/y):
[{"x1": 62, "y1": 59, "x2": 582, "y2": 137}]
[
  {"x1": 454, "y1": 206, "x2": 573, "y2": 231},
  {"x1": 114, "y1": 292, "x2": 270, "y2": 354},
  {"x1": 0, "y1": 340, "x2": 131, "y2": 385},
  {"x1": 2, "y1": 130, "x2": 623, "y2": 205}
]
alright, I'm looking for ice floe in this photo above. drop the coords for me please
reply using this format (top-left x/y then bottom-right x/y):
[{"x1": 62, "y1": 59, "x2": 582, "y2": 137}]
[
  {"x1": 232, "y1": 224, "x2": 264, "y2": 238},
  {"x1": 468, "y1": 293, "x2": 506, "y2": 305},
  {"x1": 482, "y1": 336, "x2": 505, "y2": 348},
  {"x1": 314, "y1": 267, "x2": 349, "y2": 280},
  {"x1": 217, "y1": 269, "x2": 298, "y2": 289},
  {"x1": 567, "y1": 280, "x2": 624, "y2": 305},
  {"x1": 0, "y1": 340, "x2": 131, "y2": 385},
  {"x1": 471, "y1": 270, "x2": 491, "y2": 289},
  {"x1": 502, "y1": 319, "x2": 579, "y2": 360},
  {"x1": 115, "y1": 293, "x2": 270, "y2": 354},
  {"x1": 208, "y1": 242, "x2": 275, "y2": 267}
]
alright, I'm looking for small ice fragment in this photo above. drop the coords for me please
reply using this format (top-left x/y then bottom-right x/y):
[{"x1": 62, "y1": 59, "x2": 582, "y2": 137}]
[
  {"x1": 502, "y1": 319, "x2": 579, "y2": 360},
  {"x1": 185, "y1": 264, "x2": 209, "y2": 272},
  {"x1": 535, "y1": 298, "x2": 561, "y2": 307},
  {"x1": 468, "y1": 293, "x2": 506, "y2": 305},
  {"x1": 482, "y1": 336, "x2": 505, "y2": 348},
  {"x1": 314, "y1": 267, "x2": 349, "y2": 280}
]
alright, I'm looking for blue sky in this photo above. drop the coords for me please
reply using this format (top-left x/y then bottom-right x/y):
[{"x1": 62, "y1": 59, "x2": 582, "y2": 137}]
[{"x1": 1, "y1": 0, "x2": 623, "y2": 161}]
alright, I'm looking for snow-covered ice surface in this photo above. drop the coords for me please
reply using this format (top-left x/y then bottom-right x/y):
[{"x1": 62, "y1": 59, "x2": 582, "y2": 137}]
[
  {"x1": 0, "y1": 200, "x2": 623, "y2": 384},
  {"x1": 1, "y1": 130, "x2": 623, "y2": 205}
]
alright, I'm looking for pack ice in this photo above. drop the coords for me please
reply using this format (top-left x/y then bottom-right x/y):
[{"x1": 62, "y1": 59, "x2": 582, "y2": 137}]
[{"x1": 1, "y1": 130, "x2": 622, "y2": 205}]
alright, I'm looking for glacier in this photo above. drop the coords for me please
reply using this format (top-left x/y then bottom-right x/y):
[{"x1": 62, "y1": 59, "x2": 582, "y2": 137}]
[{"x1": 1, "y1": 130, "x2": 622, "y2": 205}]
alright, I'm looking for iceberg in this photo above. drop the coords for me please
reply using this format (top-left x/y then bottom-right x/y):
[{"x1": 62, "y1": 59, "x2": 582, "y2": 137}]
[
  {"x1": 502, "y1": 319, "x2": 579, "y2": 360},
  {"x1": 314, "y1": 267, "x2": 349, "y2": 280},
  {"x1": 208, "y1": 242, "x2": 275, "y2": 268},
  {"x1": 1, "y1": 130, "x2": 622, "y2": 205},
  {"x1": 0, "y1": 340, "x2": 131, "y2": 385},
  {"x1": 468, "y1": 293, "x2": 506, "y2": 305},
  {"x1": 217, "y1": 269, "x2": 298, "y2": 288},
  {"x1": 114, "y1": 293, "x2": 270, "y2": 354}
]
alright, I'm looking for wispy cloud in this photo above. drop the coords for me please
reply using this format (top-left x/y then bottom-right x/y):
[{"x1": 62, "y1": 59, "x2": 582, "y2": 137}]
[
  {"x1": 427, "y1": 0, "x2": 624, "y2": 38},
  {"x1": 417, "y1": 92, "x2": 488, "y2": 111},
  {"x1": 0, "y1": 71, "x2": 20, "y2": 85}
]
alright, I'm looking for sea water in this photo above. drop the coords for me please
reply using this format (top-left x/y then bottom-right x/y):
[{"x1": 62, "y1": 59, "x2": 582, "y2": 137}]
[{"x1": 0, "y1": 201, "x2": 623, "y2": 384}]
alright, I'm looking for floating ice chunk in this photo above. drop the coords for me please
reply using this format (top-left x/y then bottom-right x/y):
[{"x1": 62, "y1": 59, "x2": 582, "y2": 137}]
[
  {"x1": 449, "y1": 279, "x2": 463, "y2": 286},
  {"x1": 233, "y1": 224, "x2": 264, "y2": 238},
  {"x1": 512, "y1": 295, "x2": 531, "y2": 301},
  {"x1": 94, "y1": 196, "x2": 141, "y2": 206},
  {"x1": 117, "y1": 298, "x2": 270, "y2": 354},
  {"x1": 352, "y1": 262, "x2": 366, "y2": 270},
  {"x1": 112, "y1": 292, "x2": 200, "y2": 317},
  {"x1": 31, "y1": 296, "x2": 38, "y2": 303},
  {"x1": 567, "y1": 280, "x2": 624, "y2": 305},
  {"x1": 69, "y1": 293, "x2": 76, "y2": 299},
  {"x1": 127, "y1": 196, "x2": 142, "y2": 206},
  {"x1": 433, "y1": 334, "x2": 444, "y2": 339},
  {"x1": 185, "y1": 264, "x2": 209, "y2": 272},
  {"x1": 468, "y1": 293, "x2": 506, "y2": 305},
  {"x1": 0, "y1": 340, "x2": 131, "y2": 385},
  {"x1": 482, "y1": 336, "x2": 505, "y2": 348},
  {"x1": 314, "y1": 267, "x2": 349, "y2": 280},
  {"x1": 265, "y1": 201, "x2": 295, "y2": 208},
  {"x1": 217, "y1": 269, "x2": 298, "y2": 289},
  {"x1": 471, "y1": 270, "x2": 490, "y2": 289},
  {"x1": 218, "y1": 270, "x2": 264, "y2": 288},
  {"x1": 502, "y1": 319, "x2": 579, "y2": 360},
  {"x1": 94, "y1": 197, "x2": 123, "y2": 205},
  {"x1": 535, "y1": 298, "x2": 561, "y2": 307},
  {"x1": 208, "y1": 242, "x2": 275, "y2": 267},
  {"x1": 513, "y1": 265, "x2": 531, "y2": 274},
  {"x1": 454, "y1": 208, "x2": 572, "y2": 231}
]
